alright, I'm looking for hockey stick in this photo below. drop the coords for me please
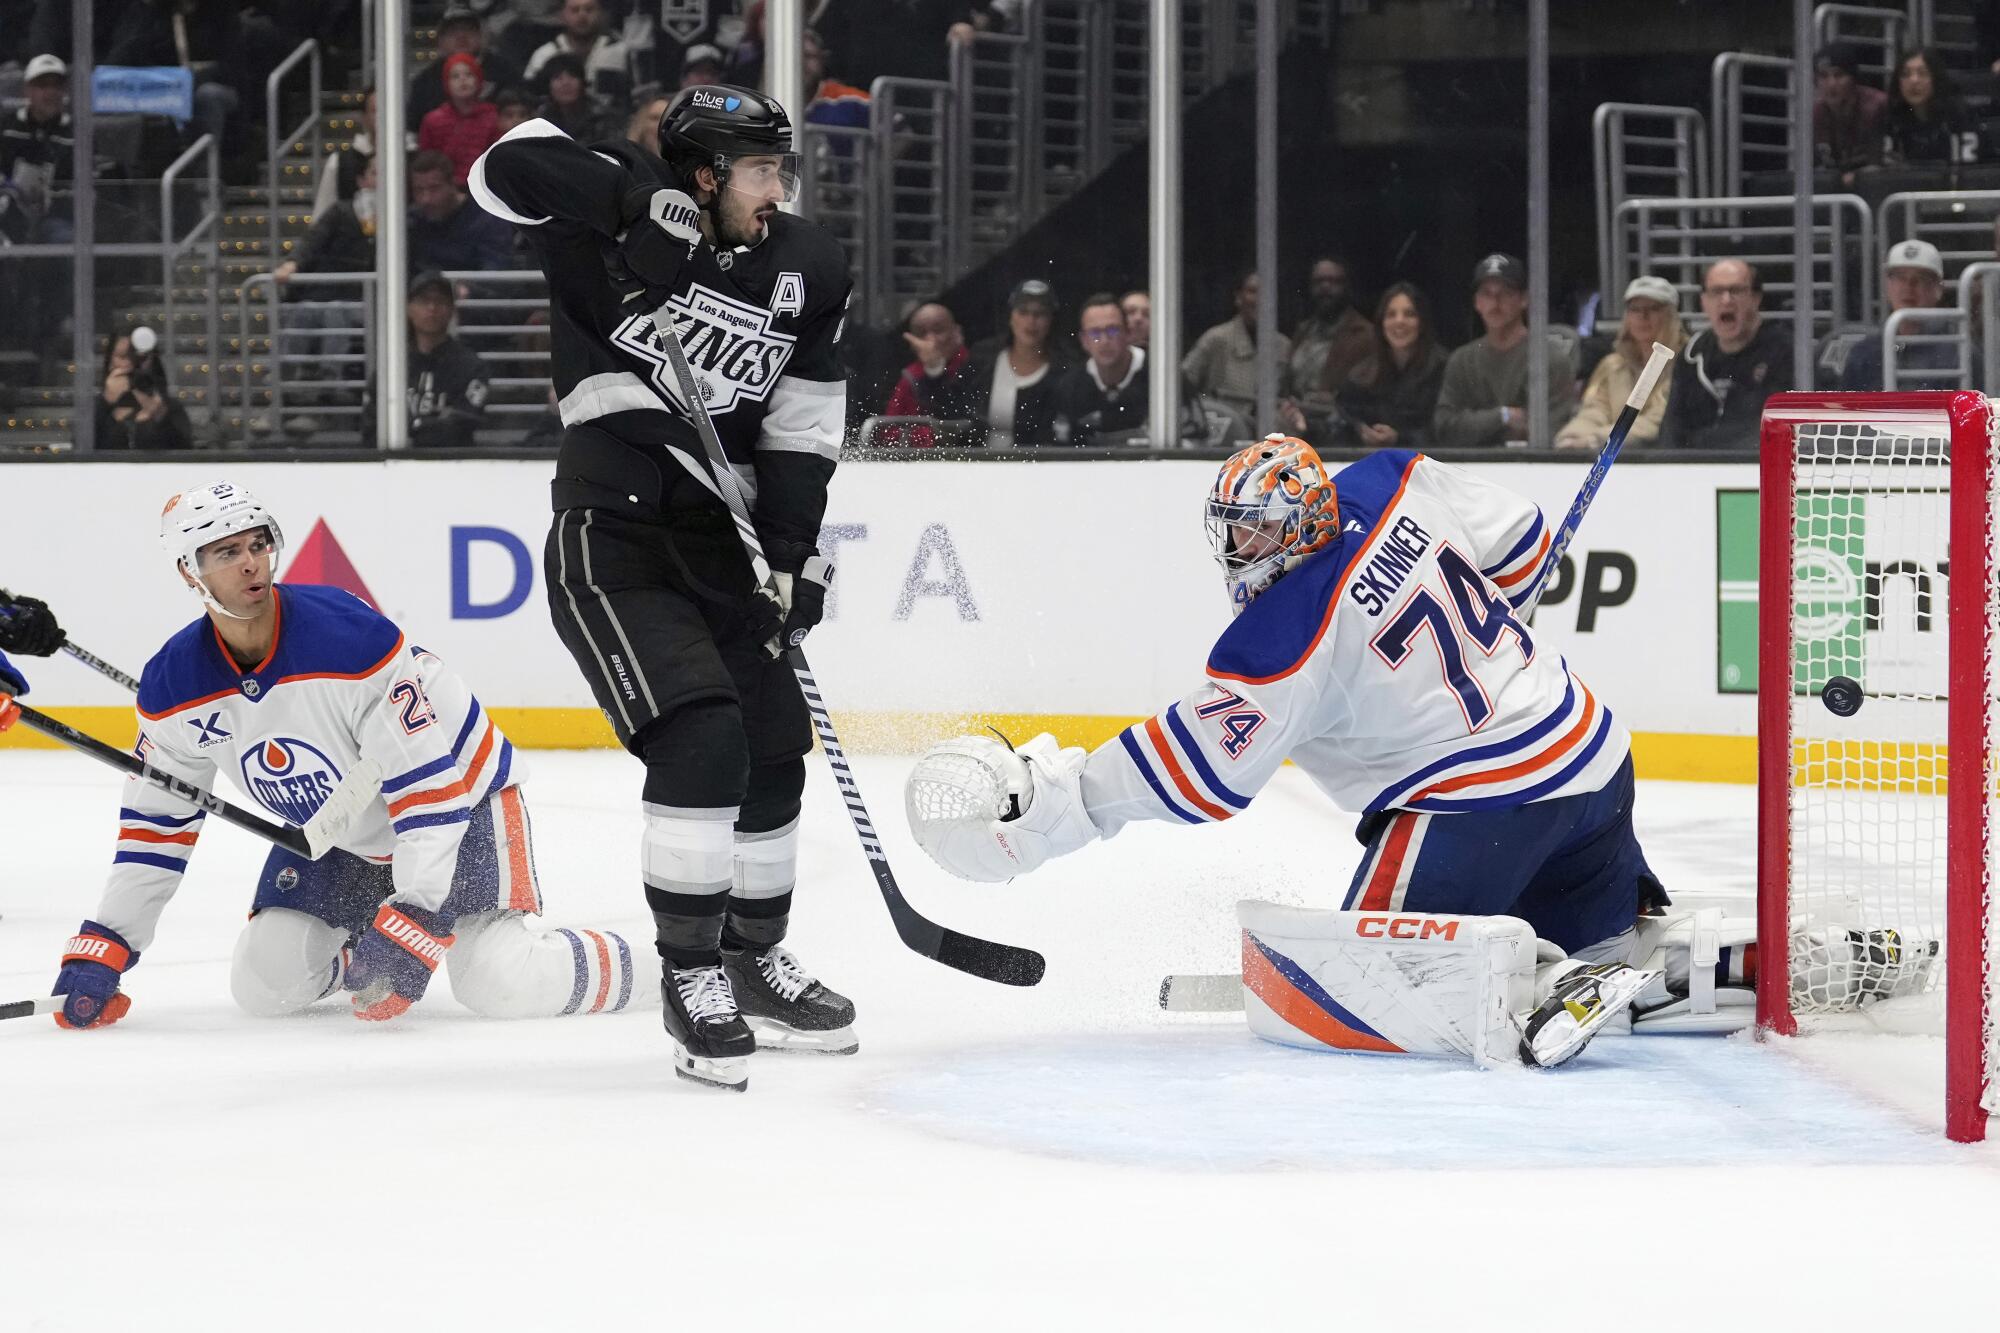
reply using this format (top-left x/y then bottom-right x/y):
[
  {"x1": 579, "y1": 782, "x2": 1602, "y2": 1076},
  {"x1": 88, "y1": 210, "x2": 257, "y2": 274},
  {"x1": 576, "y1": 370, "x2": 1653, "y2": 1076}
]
[
  {"x1": 1517, "y1": 341, "x2": 1675, "y2": 613},
  {"x1": 650, "y1": 312, "x2": 1045, "y2": 986},
  {"x1": 0, "y1": 697, "x2": 381, "y2": 860},
  {"x1": 0, "y1": 996, "x2": 63, "y2": 1022},
  {"x1": 0, "y1": 591, "x2": 145, "y2": 693},
  {"x1": 1157, "y1": 344, "x2": 1679, "y2": 1015}
]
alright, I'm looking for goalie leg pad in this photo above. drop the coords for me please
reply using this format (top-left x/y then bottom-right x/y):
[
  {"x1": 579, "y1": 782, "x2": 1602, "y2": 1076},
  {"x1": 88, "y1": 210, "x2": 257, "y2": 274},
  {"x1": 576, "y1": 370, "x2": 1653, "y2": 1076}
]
[
  {"x1": 1236, "y1": 900, "x2": 1539, "y2": 1069},
  {"x1": 231, "y1": 907, "x2": 352, "y2": 1016}
]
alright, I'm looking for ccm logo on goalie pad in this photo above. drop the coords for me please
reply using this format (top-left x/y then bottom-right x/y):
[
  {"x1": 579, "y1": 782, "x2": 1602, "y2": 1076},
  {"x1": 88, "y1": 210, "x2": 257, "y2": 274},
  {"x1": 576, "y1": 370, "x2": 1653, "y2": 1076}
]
[{"x1": 1355, "y1": 915, "x2": 1459, "y2": 941}]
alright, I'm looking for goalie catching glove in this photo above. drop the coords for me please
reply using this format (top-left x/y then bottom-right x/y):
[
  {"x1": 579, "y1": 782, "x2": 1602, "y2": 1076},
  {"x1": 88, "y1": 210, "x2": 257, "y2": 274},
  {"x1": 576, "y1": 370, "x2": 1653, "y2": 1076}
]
[{"x1": 906, "y1": 733, "x2": 1101, "y2": 882}]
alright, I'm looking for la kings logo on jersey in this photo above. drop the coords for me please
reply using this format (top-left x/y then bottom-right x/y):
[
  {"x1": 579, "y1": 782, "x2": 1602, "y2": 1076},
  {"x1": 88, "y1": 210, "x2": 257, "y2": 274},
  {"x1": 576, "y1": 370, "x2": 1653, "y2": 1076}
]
[{"x1": 611, "y1": 283, "x2": 797, "y2": 418}]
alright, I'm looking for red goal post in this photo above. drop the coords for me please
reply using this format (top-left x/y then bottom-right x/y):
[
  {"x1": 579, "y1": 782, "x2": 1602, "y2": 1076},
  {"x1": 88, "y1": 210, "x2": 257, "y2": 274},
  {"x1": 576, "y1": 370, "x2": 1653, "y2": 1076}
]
[{"x1": 1756, "y1": 390, "x2": 1996, "y2": 1143}]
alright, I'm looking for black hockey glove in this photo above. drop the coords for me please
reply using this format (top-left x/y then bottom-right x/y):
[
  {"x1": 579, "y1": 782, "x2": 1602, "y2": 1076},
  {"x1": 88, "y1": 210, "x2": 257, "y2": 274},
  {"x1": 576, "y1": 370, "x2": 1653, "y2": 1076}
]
[
  {"x1": 0, "y1": 590, "x2": 65, "y2": 656},
  {"x1": 775, "y1": 557, "x2": 834, "y2": 650},
  {"x1": 607, "y1": 185, "x2": 703, "y2": 296}
]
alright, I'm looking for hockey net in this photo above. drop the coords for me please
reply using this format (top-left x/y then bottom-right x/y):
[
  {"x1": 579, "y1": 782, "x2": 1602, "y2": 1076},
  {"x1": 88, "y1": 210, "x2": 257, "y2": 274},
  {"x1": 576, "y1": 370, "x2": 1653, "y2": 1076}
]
[{"x1": 1757, "y1": 391, "x2": 1998, "y2": 1142}]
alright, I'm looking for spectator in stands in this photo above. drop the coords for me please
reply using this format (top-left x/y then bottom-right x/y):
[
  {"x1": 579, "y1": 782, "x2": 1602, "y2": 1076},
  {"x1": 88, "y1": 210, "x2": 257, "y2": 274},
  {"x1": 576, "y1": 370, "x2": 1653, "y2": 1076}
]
[
  {"x1": 749, "y1": 1, "x2": 1017, "y2": 88},
  {"x1": 535, "y1": 53, "x2": 618, "y2": 144},
  {"x1": 495, "y1": 88, "x2": 533, "y2": 137},
  {"x1": 523, "y1": 0, "x2": 630, "y2": 106},
  {"x1": 1884, "y1": 47, "x2": 1980, "y2": 173},
  {"x1": 803, "y1": 28, "x2": 871, "y2": 130},
  {"x1": 106, "y1": 0, "x2": 247, "y2": 171},
  {"x1": 483, "y1": 0, "x2": 566, "y2": 74},
  {"x1": 1183, "y1": 270, "x2": 1303, "y2": 432},
  {"x1": 408, "y1": 149, "x2": 513, "y2": 274},
  {"x1": 314, "y1": 86, "x2": 376, "y2": 217},
  {"x1": 1287, "y1": 256, "x2": 1374, "y2": 438},
  {"x1": 969, "y1": 279, "x2": 1070, "y2": 448},
  {"x1": 97, "y1": 327, "x2": 194, "y2": 452},
  {"x1": 1432, "y1": 254, "x2": 1578, "y2": 448},
  {"x1": 1053, "y1": 292, "x2": 1149, "y2": 445},
  {"x1": 1841, "y1": 240, "x2": 1957, "y2": 391},
  {"x1": 364, "y1": 272, "x2": 492, "y2": 450},
  {"x1": 419, "y1": 53, "x2": 502, "y2": 187},
  {"x1": 1814, "y1": 44, "x2": 1887, "y2": 185},
  {"x1": 1657, "y1": 259, "x2": 1794, "y2": 451},
  {"x1": 681, "y1": 43, "x2": 728, "y2": 89},
  {"x1": 1121, "y1": 291, "x2": 1151, "y2": 350},
  {"x1": 882, "y1": 301, "x2": 980, "y2": 445},
  {"x1": 1555, "y1": 275, "x2": 1685, "y2": 451},
  {"x1": 1337, "y1": 282, "x2": 1449, "y2": 451},
  {"x1": 410, "y1": 7, "x2": 523, "y2": 129},
  {"x1": 0, "y1": 54, "x2": 75, "y2": 245},
  {"x1": 627, "y1": 94, "x2": 671, "y2": 154}
]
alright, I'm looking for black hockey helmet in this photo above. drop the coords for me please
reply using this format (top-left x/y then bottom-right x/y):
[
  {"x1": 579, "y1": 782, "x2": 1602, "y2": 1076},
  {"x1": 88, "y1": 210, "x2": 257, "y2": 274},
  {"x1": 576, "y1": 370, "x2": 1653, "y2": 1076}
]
[{"x1": 658, "y1": 84, "x2": 799, "y2": 201}]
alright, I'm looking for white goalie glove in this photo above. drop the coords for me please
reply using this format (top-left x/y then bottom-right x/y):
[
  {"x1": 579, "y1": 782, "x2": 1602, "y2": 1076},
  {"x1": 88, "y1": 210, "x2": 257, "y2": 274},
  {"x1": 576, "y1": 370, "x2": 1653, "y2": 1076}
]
[{"x1": 905, "y1": 733, "x2": 1101, "y2": 882}]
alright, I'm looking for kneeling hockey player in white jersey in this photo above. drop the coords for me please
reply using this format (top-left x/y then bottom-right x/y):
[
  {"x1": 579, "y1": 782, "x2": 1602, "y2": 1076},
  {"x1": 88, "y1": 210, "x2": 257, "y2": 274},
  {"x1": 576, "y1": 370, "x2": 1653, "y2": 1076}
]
[
  {"x1": 909, "y1": 437, "x2": 1673, "y2": 1067},
  {"x1": 47, "y1": 482, "x2": 640, "y2": 1029}
]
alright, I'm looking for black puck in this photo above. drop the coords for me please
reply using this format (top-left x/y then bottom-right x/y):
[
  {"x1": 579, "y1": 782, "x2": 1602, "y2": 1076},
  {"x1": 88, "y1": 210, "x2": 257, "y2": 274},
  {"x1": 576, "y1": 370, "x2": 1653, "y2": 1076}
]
[{"x1": 1821, "y1": 675, "x2": 1864, "y2": 717}]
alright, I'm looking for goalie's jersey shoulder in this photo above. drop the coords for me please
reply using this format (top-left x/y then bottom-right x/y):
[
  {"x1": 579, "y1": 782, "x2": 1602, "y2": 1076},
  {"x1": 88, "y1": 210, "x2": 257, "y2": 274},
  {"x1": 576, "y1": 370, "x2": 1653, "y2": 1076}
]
[
  {"x1": 1205, "y1": 450, "x2": 1423, "y2": 684},
  {"x1": 137, "y1": 584, "x2": 404, "y2": 720}
]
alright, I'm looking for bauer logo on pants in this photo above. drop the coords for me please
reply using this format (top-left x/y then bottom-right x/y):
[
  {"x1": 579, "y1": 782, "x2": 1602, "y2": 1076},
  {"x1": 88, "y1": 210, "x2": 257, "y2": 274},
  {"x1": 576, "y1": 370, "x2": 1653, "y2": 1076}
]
[{"x1": 239, "y1": 737, "x2": 343, "y2": 826}]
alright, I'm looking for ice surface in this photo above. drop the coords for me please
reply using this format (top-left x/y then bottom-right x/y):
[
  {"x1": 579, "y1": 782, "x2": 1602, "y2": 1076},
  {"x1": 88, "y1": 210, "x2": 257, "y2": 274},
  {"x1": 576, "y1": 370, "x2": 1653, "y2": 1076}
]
[{"x1": 2, "y1": 753, "x2": 1997, "y2": 1330}]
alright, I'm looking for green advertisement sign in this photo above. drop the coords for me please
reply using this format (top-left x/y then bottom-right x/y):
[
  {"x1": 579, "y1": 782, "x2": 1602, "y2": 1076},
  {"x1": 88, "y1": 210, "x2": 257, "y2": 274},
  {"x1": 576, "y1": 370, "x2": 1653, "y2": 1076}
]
[{"x1": 1715, "y1": 489, "x2": 1869, "y2": 695}]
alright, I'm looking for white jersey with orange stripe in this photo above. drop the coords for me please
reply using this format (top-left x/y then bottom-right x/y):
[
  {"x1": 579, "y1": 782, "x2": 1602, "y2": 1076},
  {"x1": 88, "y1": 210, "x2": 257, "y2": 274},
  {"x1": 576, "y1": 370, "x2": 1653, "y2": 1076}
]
[
  {"x1": 1079, "y1": 451, "x2": 1630, "y2": 836},
  {"x1": 97, "y1": 584, "x2": 523, "y2": 951}
]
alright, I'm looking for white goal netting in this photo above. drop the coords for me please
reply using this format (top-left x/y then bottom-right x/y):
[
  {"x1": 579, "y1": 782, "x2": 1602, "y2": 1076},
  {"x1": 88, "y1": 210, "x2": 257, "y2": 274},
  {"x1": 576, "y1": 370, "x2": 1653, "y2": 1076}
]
[{"x1": 1771, "y1": 403, "x2": 1999, "y2": 1140}]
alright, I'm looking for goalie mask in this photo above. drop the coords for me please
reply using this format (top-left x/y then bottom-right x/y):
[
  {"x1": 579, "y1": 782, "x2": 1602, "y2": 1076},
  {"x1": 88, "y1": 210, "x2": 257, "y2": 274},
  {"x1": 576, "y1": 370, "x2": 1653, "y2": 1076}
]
[
  {"x1": 160, "y1": 481, "x2": 286, "y2": 619},
  {"x1": 1205, "y1": 435, "x2": 1340, "y2": 614}
]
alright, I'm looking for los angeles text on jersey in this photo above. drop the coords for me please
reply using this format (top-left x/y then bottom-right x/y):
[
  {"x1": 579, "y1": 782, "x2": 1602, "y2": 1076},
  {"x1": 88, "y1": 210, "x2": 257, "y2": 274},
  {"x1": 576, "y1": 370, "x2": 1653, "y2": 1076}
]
[
  {"x1": 1347, "y1": 516, "x2": 1433, "y2": 617},
  {"x1": 611, "y1": 283, "x2": 796, "y2": 417}
]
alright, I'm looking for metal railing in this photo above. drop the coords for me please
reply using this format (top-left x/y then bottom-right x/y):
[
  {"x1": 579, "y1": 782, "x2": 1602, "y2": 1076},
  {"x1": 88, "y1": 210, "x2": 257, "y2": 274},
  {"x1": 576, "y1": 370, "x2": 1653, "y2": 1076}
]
[
  {"x1": 160, "y1": 135, "x2": 224, "y2": 420},
  {"x1": 1593, "y1": 104, "x2": 1709, "y2": 317},
  {"x1": 870, "y1": 78, "x2": 955, "y2": 321},
  {"x1": 1881, "y1": 305, "x2": 1969, "y2": 388},
  {"x1": 1815, "y1": 5, "x2": 1908, "y2": 83},
  {"x1": 1610, "y1": 193, "x2": 1876, "y2": 336},
  {"x1": 1879, "y1": 190, "x2": 2000, "y2": 300},
  {"x1": 948, "y1": 31, "x2": 1034, "y2": 274},
  {"x1": 238, "y1": 269, "x2": 551, "y2": 436},
  {"x1": 1959, "y1": 260, "x2": 2000, "y2": 390},
  {"x1": 1712, "y1": 52, "x2": 1795, "y2": 198},
  {"x1": 266, "y1": 40, "x2": 323, "y2": 263},
  {"x1": 797, "y1": 122, "x2": 874, "y2": 309}
]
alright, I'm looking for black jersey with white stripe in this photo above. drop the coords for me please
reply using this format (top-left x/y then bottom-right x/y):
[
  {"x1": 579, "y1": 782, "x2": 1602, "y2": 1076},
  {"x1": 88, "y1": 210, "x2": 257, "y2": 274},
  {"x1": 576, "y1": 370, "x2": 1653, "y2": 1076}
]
[{"x1": 469, "y1": 119, "x2": 849, "y2": 563}]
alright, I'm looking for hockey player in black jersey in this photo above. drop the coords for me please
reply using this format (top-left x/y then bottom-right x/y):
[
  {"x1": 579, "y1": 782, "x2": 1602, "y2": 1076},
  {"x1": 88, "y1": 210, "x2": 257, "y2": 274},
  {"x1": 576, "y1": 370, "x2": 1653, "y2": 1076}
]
[{"x1": 470, "y1": 85, "x2": 855, "y2": 1090}]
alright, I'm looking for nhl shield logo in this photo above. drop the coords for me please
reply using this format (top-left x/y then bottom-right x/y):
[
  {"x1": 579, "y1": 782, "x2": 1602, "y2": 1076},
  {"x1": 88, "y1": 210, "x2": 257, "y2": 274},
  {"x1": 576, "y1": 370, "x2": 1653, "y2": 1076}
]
[{"x1": 240, "y1": 737, "x2": 343, "y2": 826}]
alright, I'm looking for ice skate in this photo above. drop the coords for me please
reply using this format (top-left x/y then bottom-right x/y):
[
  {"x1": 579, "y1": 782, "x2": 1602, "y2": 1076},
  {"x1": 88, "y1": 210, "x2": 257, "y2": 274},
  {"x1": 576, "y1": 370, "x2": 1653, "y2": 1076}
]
[
  {"x1": 1519, "y1": 962, "x2": 1659, "y2": 1068},
  {"x1": 661, "y1": 963, "x2": 755, "y2": 1090},
  {"x1": 723, "y1": 944, "x2": 858, "y2": 1055}
]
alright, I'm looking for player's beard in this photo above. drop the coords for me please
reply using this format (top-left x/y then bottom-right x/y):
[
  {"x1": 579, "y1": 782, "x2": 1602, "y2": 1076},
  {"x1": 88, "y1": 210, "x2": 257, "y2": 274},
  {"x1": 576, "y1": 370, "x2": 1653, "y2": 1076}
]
[{"x1": 713, "y1": 189, "x2": 772, "y2": 250}]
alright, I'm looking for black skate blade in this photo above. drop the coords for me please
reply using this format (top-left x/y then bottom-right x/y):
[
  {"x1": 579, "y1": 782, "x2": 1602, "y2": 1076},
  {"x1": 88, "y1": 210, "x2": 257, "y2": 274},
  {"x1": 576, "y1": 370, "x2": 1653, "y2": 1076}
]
[{"x1": 934, "y1": 929, "x2": 1045, "y2": 987}]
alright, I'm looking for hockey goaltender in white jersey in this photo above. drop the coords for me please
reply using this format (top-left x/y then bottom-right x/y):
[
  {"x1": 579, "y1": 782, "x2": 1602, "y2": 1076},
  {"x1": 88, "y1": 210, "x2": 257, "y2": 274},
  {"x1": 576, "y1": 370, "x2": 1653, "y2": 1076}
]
[
  {"x1": 909, "y1": 437, "x2": 1757, "y2": 1068},
  {"x1": 43, "y1": 482, "x2": 639, "y2": 1030}
]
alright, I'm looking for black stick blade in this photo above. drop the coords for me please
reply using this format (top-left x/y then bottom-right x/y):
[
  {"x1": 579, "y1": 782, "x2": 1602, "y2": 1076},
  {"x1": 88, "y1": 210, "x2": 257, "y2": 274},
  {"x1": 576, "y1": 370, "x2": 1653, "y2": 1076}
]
[{"x1": 935, "y1": 930, "x2": 1046, "y2": 986}]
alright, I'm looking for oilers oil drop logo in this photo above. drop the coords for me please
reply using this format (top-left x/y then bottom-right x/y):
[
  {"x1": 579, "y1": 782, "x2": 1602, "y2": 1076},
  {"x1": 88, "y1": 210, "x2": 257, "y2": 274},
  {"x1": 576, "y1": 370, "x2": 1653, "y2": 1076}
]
[{"x1": 240, "y1": 737, "x2": 342, "y2": 825}]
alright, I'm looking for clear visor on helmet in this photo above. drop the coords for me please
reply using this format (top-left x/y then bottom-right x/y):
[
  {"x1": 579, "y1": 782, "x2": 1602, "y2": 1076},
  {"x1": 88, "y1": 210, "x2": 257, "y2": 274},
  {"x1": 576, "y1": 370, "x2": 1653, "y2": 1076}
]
[
  {"x1": 721, "y1": 152, "x2": 802, "y2": 204},
  {"x1": 192, "y1": 525, "x2": 279, "y2": 574}
]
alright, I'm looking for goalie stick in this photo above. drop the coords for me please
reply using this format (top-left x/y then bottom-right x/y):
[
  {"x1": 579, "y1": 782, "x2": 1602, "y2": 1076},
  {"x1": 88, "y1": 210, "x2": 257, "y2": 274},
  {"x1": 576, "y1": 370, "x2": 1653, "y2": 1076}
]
[
  {"x1": 0, "y1": 697, "x2": 380, "y2": 860},
  {"x1": 649, "y1": 305, "x2": 1045, "y2": 987},
  {"x1": 1156, "y1": 344, "x2": 1677, "y2": 1013}
]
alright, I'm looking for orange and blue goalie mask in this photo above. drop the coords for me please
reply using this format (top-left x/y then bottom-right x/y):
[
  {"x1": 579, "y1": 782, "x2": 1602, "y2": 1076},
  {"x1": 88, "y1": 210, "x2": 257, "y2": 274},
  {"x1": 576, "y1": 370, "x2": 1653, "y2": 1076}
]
[{"x1": 1205, "y1": 435, "x2": 1340, "y2": 616}]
